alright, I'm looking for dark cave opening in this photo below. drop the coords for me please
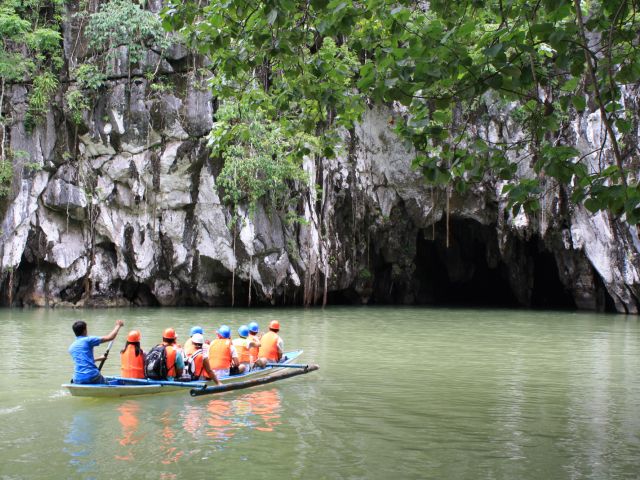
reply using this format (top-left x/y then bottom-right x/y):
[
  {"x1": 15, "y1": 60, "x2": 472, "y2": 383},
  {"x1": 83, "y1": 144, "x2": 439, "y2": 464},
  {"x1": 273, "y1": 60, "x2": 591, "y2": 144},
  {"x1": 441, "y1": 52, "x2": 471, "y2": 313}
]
[
  {"x1": 116, "y1": 279, "x2": 159, "y2": 307},
  {"x1": 411, "y1": 220, "x2": 521, "y2": 308},
  {"x1": 359, "y1": 218, "x2": 580, "y2": 309},
  {"x1": 530, "y1": 248, "x2": 576, "y2": 310}
]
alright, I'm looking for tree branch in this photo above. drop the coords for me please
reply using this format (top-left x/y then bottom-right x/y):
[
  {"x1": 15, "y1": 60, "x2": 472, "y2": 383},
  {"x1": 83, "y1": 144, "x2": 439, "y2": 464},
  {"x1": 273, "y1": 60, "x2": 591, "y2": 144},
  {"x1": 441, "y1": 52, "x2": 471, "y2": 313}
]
[{"x1": 574, "y1": 0, "x2": 627, "y2": 187}]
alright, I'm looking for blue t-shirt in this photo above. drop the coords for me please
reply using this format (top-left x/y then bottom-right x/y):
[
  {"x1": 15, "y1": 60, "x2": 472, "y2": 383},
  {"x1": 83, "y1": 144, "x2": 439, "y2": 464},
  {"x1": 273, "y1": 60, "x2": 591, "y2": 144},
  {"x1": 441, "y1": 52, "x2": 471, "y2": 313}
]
[{"x1": 68, "y1": 336, "x2": 102, "y2": 383}]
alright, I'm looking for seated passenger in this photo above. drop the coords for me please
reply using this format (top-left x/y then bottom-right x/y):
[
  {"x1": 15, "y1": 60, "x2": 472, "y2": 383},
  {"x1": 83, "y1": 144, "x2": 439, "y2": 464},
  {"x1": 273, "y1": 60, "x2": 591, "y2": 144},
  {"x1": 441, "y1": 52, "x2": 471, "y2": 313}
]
[
  {"x1": 256, "y1": 320, "x2": 284, "y2": 367},
  {"x1": 183, "y1": 326, "x2": 204, "y2": 358},
  {"x1": 185, "y1": 334, "x2": 221, "y2": 385},
  {"x1": 145, "y1": 328, "x2": 184, "y2": 380},
  {"x1": 120, "y1": 330, "x2": 145, "y2": 379},
  {"x1": 207, "y1": 325, "x2": 245, "y2": 377},
  {"x1": 247, "y1": 321, "x2": 262, "y2": 363},
  {"x1": 233, "y1": 325, "x2": 260, "y2": 370}
]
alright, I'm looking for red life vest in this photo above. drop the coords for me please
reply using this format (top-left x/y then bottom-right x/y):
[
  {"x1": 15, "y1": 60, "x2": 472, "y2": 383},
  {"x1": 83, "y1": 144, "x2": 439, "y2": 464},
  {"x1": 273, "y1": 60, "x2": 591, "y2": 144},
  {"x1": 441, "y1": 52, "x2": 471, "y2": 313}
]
[
  {"x1": 165, "y1": 344, "x2": 178, "y2": 378},
  {"x1": 209, "y1": 338, "x2": 232, "y2": 369},
  {"x1": 120, "y1": 344, "x2": 145, "y2": 379},
  {"x1": 258, "y1": 331, "x2": 281, "y2": 362},
  {"x1": 186, "y1": 349, "x2": 210, "y2": 380}
]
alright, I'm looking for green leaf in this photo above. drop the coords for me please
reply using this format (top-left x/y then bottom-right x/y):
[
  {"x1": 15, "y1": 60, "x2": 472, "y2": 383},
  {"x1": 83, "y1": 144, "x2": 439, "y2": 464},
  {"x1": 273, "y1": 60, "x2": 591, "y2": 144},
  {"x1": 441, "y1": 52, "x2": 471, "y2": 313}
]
[
  {"x1": 560, "y1": 77, "x2": 579, "y2": 92},
  {"x1": 266, "y1": 9, "x2": 279, "y2": 25},
  {"x1": 616, "y1": 118, "x2": 632, "y2": 134},
  {"x1": 572, "y1": 96, "x2": 587, "y2": 112},
  {"x1": 584, "y1": 197, "x2": 601, "y2": 213},
  {"x1": 431, "y1": 110, "x2": 449, "y2": 123},
  {"x1": 484, "y1": 43, "x2": 503, "y2": 58},
  {"x1": 530, "y1": 22, "x2": 554, "y2": 38}
]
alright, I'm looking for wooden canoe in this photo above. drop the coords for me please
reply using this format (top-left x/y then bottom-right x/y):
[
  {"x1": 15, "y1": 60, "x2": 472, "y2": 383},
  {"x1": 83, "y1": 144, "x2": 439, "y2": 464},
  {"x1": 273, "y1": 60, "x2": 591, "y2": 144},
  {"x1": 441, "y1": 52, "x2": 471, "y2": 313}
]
[{"x1": 63, "y1": 350, "x2": 303, "y2": 398}]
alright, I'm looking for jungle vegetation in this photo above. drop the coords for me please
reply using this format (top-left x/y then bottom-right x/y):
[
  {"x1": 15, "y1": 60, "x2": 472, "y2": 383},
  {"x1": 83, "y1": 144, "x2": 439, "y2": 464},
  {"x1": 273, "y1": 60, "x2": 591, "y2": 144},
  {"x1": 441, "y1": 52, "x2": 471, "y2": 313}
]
[{"x1": 162, "y1": 0, "x2": 640, "y2": 223}]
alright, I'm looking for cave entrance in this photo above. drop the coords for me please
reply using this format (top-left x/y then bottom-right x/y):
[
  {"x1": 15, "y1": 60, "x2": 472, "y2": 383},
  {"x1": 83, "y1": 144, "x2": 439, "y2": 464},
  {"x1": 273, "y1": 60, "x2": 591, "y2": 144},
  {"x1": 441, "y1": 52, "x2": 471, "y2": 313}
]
[
  {"x1": 412, "y1": 219, "x2": 519, "y2": 307},
  {"x1": 411, "y1": 218, "x2": 576, "y2": 309},
  {"x1": 530, "y1": 248, "x2": 576, "y2": 310}
]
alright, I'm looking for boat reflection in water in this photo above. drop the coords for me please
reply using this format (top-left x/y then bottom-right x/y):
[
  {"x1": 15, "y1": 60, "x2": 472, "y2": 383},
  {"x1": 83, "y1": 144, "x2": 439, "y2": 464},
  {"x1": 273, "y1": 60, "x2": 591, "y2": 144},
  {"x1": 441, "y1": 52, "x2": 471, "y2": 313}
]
[
  {"x1": 115, "y1": 401, "x2": 142, "y2": 461},
  {"x1": 181, "y1": 388, "x2": 283, "y2": 444},
  {"x1": 64, "y1": 411, "x2": 98, "y2": 476},
  {"x1": 108, "y1": 388, "x2": 283, "y2": 464},
  {"x1": 160, "y1": 409, "x2": 185, "y2": 464}
]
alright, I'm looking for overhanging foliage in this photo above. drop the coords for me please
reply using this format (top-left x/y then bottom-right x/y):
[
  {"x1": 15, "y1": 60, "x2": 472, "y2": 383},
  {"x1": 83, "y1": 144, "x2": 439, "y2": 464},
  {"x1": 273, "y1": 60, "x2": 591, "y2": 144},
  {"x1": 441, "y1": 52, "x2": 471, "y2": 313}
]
[{"x1": 162, "y1": 0, "x2": 640, "y2": 224}]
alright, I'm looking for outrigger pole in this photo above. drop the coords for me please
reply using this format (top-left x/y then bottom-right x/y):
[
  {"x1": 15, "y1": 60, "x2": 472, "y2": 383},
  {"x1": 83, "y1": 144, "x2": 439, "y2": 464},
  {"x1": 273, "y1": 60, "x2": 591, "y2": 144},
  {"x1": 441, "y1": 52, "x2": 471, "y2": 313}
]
[{"x1": 190, "y1": 364, "x2": 319, "y2": 396}]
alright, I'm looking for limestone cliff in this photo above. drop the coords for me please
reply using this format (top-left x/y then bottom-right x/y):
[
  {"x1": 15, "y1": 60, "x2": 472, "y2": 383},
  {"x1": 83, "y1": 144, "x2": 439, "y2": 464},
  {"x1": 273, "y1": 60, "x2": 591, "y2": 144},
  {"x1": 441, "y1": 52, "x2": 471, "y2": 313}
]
[{"x1": 1, "y1": 2, "x2": 639, "y2": 313}]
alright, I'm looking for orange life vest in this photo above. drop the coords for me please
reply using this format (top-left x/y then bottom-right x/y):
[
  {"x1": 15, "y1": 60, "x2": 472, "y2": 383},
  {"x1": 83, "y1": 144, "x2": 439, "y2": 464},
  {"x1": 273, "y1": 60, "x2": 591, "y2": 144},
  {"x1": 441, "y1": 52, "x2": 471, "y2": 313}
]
[
  {"x1": 258, "y1": 331, "x2": 281, "y2": 362},
  {"x1": 209, "y1": 338, "x2": 233, "y2": 369},
  {"x1": 233, "y1": 338, "x2": 251, "y2": 364},
  {"x1": 165, "y1": 344, "x2": 178, "y2": 378},
  {"x1": 248, "y1": 333, "x2": 260, "y2": 362},
  {"x1": 120, "y1": 344, "x2": 145, "y2": 379}
]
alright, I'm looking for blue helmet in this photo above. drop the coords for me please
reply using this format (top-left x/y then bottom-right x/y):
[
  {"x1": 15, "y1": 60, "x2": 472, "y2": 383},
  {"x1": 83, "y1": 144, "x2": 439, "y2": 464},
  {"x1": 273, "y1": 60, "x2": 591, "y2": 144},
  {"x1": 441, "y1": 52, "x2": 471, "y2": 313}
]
[
  {"x1": 190, "y1": 326, "x2": 203, "y2": 336},
  {"x1": 218, "y1": 325, "x2": 231, "y2": 339},
  {"x1": 248, "y1": 321, "x2": 259, "y2": 333},
  {"x1": 238, "y1": 325, "x2": 249, "y2": 338}
]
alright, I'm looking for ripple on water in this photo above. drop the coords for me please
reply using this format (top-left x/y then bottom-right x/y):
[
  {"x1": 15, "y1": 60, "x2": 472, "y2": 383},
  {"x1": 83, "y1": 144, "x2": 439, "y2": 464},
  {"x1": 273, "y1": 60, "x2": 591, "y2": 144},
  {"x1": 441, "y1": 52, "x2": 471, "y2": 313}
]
[
  {"x1": 48, "y1": 389, "x2": 70, "y2": 399},
  {"x1": 0, "y1": 405, "x2": 22, "y2": 415}
]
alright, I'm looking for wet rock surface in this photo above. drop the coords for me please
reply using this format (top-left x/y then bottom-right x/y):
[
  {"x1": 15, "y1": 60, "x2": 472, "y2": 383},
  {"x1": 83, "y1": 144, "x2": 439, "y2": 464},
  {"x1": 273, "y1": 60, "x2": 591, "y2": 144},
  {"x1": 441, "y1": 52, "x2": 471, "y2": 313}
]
[{"x1": 1, "y1": 6, "x2": 639, "y2": 313}]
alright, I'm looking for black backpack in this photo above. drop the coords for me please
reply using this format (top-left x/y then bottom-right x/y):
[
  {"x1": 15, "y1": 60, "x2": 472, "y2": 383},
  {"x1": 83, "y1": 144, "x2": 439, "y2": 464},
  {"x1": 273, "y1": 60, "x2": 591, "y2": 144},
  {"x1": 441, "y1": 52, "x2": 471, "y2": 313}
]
[{"x1": 144, "y1": 345, "x2": 168, "y2": 380}]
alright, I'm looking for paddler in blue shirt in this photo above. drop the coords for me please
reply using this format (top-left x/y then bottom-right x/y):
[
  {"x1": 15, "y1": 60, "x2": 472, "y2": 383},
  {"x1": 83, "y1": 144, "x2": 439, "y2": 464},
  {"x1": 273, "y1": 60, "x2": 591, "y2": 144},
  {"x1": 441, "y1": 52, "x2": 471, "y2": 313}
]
[{"x1": 68, "y1": 319, "x2": 124, "y2": 384}]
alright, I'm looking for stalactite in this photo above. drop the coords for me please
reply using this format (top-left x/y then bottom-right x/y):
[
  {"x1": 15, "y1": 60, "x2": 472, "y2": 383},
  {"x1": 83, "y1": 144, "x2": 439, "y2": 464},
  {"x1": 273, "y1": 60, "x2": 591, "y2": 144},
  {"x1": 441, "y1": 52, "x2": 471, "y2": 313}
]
[
  {"x1": 322, "y1": 262, "x2": 328, "y2": 308},
  {"x1": 248, "y1": 253, "x2": 253, "y2": 307},
  {"x1": 231, "y1": 222, "x2": 236, "y2": 308},
  {"x1": 446, "y1": 186, "x2": 450, "y2": 249},
  {"x1": 8, "y1": 268, "x2": 13, "y2": 306}
]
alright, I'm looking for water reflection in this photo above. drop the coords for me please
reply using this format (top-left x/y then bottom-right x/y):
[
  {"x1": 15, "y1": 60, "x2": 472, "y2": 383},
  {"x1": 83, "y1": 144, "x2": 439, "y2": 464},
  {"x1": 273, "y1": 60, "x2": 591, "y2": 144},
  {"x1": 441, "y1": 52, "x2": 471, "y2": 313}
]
[
  {"x1": 160, "y1": 409, "x2": 185, "y2": 464},
  {"x1": 115, "y1": 401, "x2": 143, "y2": 461},
  {"x1": 180, "y1": 388, "x2": 282, "y2": 444},
  {"x1": 64, "y1": 411, "x2": 98, "y2": 478}
]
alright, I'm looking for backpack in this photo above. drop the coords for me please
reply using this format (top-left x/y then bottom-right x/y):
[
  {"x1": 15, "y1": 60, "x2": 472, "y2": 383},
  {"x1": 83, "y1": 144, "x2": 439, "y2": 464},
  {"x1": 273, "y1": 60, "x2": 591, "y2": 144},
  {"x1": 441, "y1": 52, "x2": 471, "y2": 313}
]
[
  {"x1": 144, "y1": 345, "x2": 167, "y2": 380},
  {"x1": 185, "y1": 349, "x2": 204, "y2": 380}
]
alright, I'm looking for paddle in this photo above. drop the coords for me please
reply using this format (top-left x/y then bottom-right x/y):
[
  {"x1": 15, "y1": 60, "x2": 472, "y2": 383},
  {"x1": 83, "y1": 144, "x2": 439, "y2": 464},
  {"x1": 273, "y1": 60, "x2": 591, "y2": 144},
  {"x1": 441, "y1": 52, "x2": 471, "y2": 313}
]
[{"x1": 97, "y1": 340, "x2": 114, "y2": 372}]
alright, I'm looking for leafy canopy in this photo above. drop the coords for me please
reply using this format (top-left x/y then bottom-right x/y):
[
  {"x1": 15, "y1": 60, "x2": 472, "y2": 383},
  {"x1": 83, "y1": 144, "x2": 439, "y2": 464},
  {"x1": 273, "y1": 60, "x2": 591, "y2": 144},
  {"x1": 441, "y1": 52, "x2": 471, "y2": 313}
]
[
  {"x1": 212, "y1": 91, "x2": 312, "y2": 215},
  {"x1": 162, "y1": 0, "x2": 640, "y2": 223},
  {"x1": 1, "y1": 0, "x2": 63, "y2": 136},
  {"x1": 86, "y1": 0, "x2": 171, "y2": 70}
]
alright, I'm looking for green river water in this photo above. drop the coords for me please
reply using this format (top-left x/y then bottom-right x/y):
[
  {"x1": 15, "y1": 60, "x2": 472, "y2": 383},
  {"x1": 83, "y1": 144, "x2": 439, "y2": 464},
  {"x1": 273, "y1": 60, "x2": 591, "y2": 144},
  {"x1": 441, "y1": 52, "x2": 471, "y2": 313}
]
[{"x1": 0, "y1": 307, "x2": 639, "y2": 479}]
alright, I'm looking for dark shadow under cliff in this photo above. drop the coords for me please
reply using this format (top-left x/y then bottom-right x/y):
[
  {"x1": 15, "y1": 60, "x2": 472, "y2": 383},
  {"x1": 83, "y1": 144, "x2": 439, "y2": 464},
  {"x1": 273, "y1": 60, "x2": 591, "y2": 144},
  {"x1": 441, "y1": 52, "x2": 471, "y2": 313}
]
[{"x1": 329, "y1": 218, "x2": 599, "y2": 310}]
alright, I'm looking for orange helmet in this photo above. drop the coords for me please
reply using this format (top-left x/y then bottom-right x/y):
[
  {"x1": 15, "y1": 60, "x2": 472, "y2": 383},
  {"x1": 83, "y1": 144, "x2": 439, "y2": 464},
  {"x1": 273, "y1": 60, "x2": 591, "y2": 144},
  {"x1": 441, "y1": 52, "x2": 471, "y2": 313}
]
[
  {"x1": 127, "y1": 330, "x2": 141, "y2": 342},
  {"x1": 162, "y1": 328, "x2": 176, "y2": 340},
  {"x1": 269, "y1": 320, "x2": 280, "y2": 331}
]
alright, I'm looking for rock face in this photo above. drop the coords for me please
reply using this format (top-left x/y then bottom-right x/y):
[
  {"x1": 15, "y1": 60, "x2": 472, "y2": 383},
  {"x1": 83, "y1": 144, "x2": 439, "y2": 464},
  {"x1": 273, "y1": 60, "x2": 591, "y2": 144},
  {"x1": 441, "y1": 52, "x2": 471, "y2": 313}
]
[{"x1": 1, "y1": 4, "x2": 640, "y2": 313}]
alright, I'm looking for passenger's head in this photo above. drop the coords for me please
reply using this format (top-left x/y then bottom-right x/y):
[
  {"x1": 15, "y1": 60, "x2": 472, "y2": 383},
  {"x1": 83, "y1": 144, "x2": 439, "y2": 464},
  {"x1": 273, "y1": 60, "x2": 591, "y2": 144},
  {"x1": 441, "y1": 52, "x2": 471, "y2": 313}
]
[
  {"x1": 163, "y1": 327, "x2": 177, "y2": 344},
  {"x1": 217, "y1": 325, "x2": 231, "y2": 339},
  {"x1": 248, "y1": 321, "x2": 259, "y2": 334},
  {"x1": 190, "y1": 326, "x2": 203, "y2": 337},
  {"x1": 72, "y1": 321, "x2": 87, "y2": 337},
  {"x1": 127, "y1": 330, "x2": 141, "y2": 343},
  {"x1": 238, "y1": 325, "x2": 249, "y2": 338},
  {"x1": 269, "y1": 320, "x2": 280, "y2": 332},
  {"x1": 192, "y1": 333, "x2": 204, "y2": 348},
  {"x1": 122, "y1": 330, "x2": 142, "y2": 355}
]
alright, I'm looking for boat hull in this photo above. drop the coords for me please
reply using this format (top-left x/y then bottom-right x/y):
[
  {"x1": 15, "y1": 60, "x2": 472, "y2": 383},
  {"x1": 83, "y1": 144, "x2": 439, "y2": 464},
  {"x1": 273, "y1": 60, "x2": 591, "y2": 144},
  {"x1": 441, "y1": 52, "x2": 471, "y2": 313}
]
[{"x1": 62, "y1": 350, "x2": 303, "y2": 398}]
